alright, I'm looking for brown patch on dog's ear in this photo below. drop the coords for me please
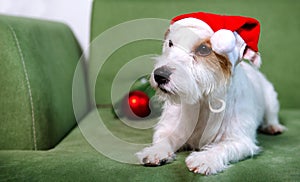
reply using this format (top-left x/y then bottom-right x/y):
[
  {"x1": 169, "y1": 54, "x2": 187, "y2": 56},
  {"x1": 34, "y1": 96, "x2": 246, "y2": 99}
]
[{"x1": 164, "y1": 29, "x2": 170, "y2": 40}]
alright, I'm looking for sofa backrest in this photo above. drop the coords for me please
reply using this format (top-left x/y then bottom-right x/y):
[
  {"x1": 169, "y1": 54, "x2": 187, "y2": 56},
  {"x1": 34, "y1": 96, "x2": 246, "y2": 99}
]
[
  {"x1": 0, "y1": 15, "x2": 89, "y2": 150},
  {"x1": 90, "y1": 0, "x2": 300, "y2": 109}
]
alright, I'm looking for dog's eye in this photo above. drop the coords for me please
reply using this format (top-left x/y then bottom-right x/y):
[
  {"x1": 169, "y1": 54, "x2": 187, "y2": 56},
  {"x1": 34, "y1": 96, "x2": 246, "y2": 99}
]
[
  {"x1": 196, "y1": 44, "x2": 212, "y2": 56},
  {"x1": 168, "y1": 40, "x2": 173, "y2": 47}
]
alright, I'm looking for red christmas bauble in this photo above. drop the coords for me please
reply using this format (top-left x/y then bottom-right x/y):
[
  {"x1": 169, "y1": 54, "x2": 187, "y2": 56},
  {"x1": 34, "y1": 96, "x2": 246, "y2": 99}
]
[{"x1": 123, "y1": 91, "x2": 151, "y2": 119}]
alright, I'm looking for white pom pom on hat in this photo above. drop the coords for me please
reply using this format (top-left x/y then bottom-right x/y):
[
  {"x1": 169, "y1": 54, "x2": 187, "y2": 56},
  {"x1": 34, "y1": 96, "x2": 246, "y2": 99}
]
[{"x1": 210, "y1": 29, "x2": 236, "y2": 54}]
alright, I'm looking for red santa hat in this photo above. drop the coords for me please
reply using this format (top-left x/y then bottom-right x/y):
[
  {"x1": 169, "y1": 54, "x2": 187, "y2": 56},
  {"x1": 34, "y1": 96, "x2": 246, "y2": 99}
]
[{"x1": 170, "y1": 12, "x2": 262, "y2": 67}]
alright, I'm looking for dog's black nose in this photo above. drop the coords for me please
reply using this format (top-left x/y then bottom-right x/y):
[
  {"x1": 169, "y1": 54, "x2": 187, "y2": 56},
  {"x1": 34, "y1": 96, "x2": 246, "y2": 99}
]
[{"x1": 154, "y1": 66, "x2": 172, "y2": 85}]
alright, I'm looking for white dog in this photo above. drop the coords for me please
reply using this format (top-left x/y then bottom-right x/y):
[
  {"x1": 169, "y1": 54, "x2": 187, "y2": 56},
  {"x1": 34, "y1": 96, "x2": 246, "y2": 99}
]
[{"x1": 136, "y1": 12, "x2": 286, "y2": 175}]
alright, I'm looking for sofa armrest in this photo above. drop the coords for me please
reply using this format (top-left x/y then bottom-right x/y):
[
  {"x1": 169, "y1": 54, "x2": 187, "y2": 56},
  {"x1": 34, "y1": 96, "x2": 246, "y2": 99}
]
[{"x1": 0, "y1": 15, "x2": 89, "y2": 150}]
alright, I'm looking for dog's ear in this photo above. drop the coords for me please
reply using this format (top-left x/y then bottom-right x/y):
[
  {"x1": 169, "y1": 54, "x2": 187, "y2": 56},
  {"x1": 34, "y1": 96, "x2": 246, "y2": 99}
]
[
  {"x1": 211, "y1": 30, "x2": 262, "y2": 68},
  {"x1": 243, "y1": 48, "x2": 262, "y2": 68},
  {"x1": 233, "y1": 32, "x2": 262, "y2": 68}
]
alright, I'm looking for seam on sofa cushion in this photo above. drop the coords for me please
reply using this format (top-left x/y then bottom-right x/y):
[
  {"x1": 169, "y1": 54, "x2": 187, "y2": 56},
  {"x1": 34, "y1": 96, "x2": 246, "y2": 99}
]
[{"x1": 8, "y1": 25, "x2": 37, "y2": 150}]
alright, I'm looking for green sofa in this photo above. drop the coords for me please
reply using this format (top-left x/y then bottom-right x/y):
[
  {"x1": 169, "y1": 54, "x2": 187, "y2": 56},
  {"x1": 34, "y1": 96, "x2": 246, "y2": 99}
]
[{"x1": 1, "y1": 0, "x2": 300, "y2": 181}]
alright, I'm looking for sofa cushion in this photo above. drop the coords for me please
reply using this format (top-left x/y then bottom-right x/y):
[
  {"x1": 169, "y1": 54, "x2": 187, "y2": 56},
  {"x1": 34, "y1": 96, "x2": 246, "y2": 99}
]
[
  {"x1": 0, "y1": 108, "x2": 299, "y2": 181},
  {"x1": 0, "y1": 15, "x2": 89, "y2": 150}
]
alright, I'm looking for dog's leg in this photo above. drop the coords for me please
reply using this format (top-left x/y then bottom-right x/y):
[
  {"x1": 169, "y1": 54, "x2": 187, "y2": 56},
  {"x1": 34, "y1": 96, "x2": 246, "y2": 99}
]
[
  {"x1": 185, "y1": 135, "x2": 260, "y2": 175},
  {"x1": 136, "y1": 103, "x2": 200, "y2": 166},
  {"x1": 259, "y1": 79, "x2": 286, "y2": 135}
]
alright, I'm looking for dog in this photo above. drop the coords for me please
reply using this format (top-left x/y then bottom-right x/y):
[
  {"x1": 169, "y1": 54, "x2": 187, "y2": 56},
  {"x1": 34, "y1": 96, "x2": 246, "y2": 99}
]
[{"x1": 136, "y1": 12, "x2": 286, "y2": 175}]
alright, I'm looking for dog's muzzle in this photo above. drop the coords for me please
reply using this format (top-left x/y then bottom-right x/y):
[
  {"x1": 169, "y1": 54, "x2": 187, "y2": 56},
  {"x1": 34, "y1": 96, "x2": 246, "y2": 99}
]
[{"x1": 154, "y1": 66, "x2": 172, "y2": 86}]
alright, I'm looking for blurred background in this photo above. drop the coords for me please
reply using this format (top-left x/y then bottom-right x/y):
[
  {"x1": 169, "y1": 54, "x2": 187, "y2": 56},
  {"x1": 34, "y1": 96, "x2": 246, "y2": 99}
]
[{"x1": 0, "y1": 0, "x2": 93, "y2": 57}]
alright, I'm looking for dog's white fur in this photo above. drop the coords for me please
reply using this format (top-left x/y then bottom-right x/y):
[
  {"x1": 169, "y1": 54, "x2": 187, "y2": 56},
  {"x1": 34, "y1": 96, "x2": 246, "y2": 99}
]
[{"x1": 136, "y1": 18, "x2": 285, "y2": 175}]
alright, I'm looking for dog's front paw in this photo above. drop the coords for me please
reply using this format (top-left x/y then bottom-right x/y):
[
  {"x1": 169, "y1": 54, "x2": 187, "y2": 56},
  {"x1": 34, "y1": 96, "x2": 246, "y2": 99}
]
[
  {"x1": 185, "y1": 151, "x2": 226, "y2": 175},
  {"x1": 136, "y1": 145, "x2": 176, "y2": 166}
]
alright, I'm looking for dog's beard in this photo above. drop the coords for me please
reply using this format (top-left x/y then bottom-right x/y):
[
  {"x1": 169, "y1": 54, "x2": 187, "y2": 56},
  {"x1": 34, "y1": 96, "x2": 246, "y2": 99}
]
[
  {"x1": 151, "y1": 70, "x2": 228, "y2": 105},
  {"x1": 151, "y1": 64, "x2": 203, "y2": 105}
]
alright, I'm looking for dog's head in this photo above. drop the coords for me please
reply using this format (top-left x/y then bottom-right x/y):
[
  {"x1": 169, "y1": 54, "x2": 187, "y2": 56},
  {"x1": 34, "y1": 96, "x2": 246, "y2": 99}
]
[{"x1": 150, "y1": 13, "x2": 261, "y2": 104}]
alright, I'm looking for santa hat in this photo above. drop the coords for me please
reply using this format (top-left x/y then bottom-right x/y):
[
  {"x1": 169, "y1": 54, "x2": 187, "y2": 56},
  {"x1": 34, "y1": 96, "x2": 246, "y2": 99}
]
[{"x1": 170, "y1": 12, "x2": 262, "y2": 67}]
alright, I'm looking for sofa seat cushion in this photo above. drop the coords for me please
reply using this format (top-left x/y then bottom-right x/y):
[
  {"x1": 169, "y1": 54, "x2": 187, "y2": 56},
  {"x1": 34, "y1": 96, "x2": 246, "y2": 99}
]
[{"x1": 0, "y1": 108, "x2": 299, "y2": 181}]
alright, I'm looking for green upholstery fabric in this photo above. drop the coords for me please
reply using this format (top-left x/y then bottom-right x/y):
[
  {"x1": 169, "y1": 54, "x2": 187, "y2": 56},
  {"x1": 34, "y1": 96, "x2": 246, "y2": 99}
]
[
  {"x1": 1, "y1": 0, "x2": 300, "y2": 181},
  {"x1": 0, "y1": 15, "x2": 88, "y2": 150},
  {"x1": 0, "y1": 108, "x2": 299, "y2": 181}
]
